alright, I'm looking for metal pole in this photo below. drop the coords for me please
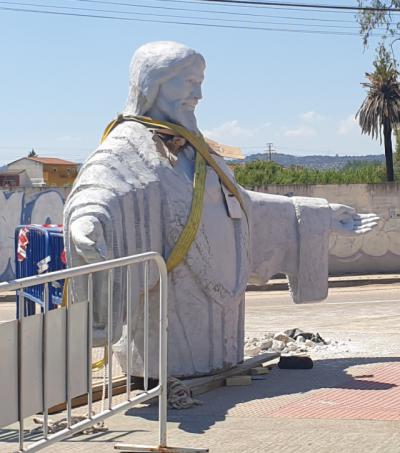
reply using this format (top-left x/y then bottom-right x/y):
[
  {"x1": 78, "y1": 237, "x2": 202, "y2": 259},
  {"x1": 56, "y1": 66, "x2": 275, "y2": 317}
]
[
  {"x1": 108, "y1": 269, "x2": 113, "y2": 410},
  {"x1": 143, "y1": 262, "x2": 149, "y2": 392},
  {"x1": 42, "y1": 283, "x2": 49, "y2": 439},
  {"x1": 126, "y1": 265, "x2": 132, "y2": 400},
  {"x1": 18, "y1": 289, "x2": 24, "y2": 452},
  {"x1": 158, "y1": 262, "x2": 168, "y2": 448},
  {"x1": 66, "y1": 282, "x2": 72, "y2": 428},
  {"x1": 87, "y1": 274, "x2": 93, "y2": 418}
]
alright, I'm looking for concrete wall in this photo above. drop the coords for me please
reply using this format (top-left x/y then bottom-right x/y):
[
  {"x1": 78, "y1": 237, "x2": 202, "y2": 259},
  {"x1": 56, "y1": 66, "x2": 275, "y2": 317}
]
[
  {"x1": 0, "y1": 188, "x2": 70, "y2": 281},
  {"x1": 1, "y1": 184, "x2": 399, "y2": 282},
  {"x1": 256, "y1": 183, "x2": 400, "y2": 275}
]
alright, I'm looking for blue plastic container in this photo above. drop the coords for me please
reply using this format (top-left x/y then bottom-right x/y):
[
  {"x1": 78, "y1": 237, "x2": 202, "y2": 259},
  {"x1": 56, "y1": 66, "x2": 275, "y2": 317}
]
[{"x1": 15, "y1": 225, "x2": 65, "y2": 317}]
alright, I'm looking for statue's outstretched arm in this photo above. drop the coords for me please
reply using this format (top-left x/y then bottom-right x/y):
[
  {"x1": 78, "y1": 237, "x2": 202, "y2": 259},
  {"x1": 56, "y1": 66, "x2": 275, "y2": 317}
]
[{"x1": 329, "y1": 203, "x2": 379, "y2": 236}]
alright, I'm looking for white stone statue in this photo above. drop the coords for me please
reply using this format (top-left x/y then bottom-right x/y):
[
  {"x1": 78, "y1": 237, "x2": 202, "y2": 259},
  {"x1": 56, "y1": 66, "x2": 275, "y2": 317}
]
[{"x1": 63, "y1": 41, "x2": 378, "y2": 378}]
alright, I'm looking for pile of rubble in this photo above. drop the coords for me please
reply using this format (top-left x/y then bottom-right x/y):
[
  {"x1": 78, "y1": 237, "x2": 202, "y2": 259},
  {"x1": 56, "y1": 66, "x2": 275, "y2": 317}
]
[{"x1": 244, "y1": 328, "x2": 335, "y2": 358}]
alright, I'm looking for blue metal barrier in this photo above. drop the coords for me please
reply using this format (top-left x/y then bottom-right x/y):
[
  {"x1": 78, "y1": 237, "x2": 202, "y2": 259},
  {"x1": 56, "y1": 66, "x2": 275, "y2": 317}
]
[{"x1": 15, "y1": 225, "x2": 65, "y2": 317}]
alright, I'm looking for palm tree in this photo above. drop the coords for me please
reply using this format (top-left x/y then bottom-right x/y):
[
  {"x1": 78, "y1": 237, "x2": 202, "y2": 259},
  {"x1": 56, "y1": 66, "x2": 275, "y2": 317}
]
[{"x1": 357, "y1": 45, "x2": 400, "y2": 182}]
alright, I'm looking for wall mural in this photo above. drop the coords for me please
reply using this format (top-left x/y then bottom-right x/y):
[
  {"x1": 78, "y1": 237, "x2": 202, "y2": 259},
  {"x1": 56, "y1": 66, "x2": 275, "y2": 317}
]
[
  {"x1": 329, "y1": 216, "x2": 400, "y2": 260},
  {"x1": 0, "y1": 189, "x2": 67, "y2": 281},
  {"x1": 1, "y1": 186, "x2": 399, "y2": 282}
]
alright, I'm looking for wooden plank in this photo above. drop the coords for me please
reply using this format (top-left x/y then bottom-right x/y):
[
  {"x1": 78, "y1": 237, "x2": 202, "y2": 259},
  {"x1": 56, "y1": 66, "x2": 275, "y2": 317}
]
[
  {"x1": 48, "y1": 352, "x2": 280, "y2": 413},
  {"x1": 48, "y1": 375, "x2": 127, "y2": 414},
  {"x1": 183, "y1": 352, "x2": 280, "y2": 396}
]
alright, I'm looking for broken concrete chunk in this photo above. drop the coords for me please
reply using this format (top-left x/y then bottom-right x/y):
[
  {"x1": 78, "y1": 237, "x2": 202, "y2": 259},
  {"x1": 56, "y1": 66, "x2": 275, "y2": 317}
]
[
  {"x1": 260, "y1": 339, "x2": 273, "y2": 350},
  {"x1": 271, "y1": 340, "x2": 285, "y2": 351},
  {"x1": 273, "y1": 333, "x2": 291, "y2": 344},
  {"x1": 245, "y1": 346, "x2": 261, "y2": 357}
]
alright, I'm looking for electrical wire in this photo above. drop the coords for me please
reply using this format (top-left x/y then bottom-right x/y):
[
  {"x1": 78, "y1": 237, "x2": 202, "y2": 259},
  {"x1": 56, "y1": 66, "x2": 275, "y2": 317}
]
[
  {"x1": 73, "y1": 0, "x2": 367, "y2": 24},
  {"x1": 0, "y1": 3, "x2": 393, "y2": 36},
  {"x1": 179, "y1": 0, "x2": 400, "y2": 12},
  {"x1": 127, "y1": 0, "x2": 400, "y2": 15},
  {"x1": 0, "y1": 1, "x2": 374, "y2": 29}
]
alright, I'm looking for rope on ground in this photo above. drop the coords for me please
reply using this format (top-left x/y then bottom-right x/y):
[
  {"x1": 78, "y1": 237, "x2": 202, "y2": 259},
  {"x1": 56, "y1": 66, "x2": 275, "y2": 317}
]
[
  {"x1": 31, "y1": 415, "x2": 108, "y2": 436},
  {"x1": 167, "y1": 377, "x2": 202, "y2": 410}
]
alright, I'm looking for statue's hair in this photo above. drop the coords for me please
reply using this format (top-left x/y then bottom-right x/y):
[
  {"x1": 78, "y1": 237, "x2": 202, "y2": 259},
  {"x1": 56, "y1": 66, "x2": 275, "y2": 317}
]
[{"x1": 124, "y1": 41, "x2": 205, "y2": 115}]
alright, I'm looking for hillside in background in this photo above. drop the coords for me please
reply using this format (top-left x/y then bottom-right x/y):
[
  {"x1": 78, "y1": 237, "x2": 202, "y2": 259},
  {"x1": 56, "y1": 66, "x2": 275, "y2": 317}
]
[{"x1": 241, "y1": 152, "x2": 385, "y2": 169}]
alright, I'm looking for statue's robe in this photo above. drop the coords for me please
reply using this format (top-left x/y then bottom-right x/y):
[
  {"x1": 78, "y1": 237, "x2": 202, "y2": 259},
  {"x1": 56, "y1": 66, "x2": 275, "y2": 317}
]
[{"x1": 64, "y1": 121, "x2": 331, "y2": 378}]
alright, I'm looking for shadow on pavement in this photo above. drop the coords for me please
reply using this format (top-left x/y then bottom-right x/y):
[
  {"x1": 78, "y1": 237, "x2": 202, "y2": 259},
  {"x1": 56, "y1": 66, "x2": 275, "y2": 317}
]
[{"x1": 126, "y1": 356, "x2": 400, "y2": 434}]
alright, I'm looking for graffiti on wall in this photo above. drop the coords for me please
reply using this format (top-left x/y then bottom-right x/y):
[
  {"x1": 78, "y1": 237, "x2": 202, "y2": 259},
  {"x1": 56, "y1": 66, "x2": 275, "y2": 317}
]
[
  {"x1": 0, "y1": 189, "x2": 67, "y2": 281},
  {"x1": 329, "y1": 218, "x2": 400, "y2": 260}
]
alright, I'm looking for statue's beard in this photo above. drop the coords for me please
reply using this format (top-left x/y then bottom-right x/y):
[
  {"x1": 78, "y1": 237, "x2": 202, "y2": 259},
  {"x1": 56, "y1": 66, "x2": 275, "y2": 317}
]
[
  {"x1": 168, "y1": 103, "x2": 198, "y2": 132},
  {"x1": 146, "y1": 99, "x2": 199, "y2": 133}
]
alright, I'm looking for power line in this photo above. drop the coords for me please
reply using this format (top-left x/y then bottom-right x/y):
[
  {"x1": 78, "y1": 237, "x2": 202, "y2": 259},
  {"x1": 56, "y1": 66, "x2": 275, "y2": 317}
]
[
  {"x1": 197, "y1": 0, "x2": 400, "y2": 12},
  {"x1": 73, "y1": 0, "x2": 369, "y2": 24},
  {"x1": 0, "y1": 4, "x2": 392, "y2": 36},
  {"x1": 144, "y1": 0, "x2": 400, "y2": 14},
  {"x1": 0, "y1": 1, "x2": 371, "y2": 29}
]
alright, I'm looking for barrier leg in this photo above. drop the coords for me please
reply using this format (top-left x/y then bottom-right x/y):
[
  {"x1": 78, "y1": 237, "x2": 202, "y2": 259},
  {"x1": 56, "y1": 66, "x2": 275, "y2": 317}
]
[{"x1": 114, "y1": 265, "x2": 208, "y2": 453}]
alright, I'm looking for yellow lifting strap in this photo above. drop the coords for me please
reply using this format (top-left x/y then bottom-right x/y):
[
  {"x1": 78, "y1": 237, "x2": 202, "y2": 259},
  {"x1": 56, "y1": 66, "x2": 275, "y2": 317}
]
[{"x1": 101, "y1": 114, "x2": 248, "y2": 273}]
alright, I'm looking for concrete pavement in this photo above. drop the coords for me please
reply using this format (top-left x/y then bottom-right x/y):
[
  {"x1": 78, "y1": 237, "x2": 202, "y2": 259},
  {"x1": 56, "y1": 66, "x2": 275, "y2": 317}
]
[{"x1": 1, "y1": 284, "x2": 400, "y2": 452}]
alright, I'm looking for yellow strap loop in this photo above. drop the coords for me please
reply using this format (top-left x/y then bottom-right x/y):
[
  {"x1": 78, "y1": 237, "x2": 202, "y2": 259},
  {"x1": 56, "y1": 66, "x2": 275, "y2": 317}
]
[{"x1": 101, "y1": 115, "x2": 248, "y2": 272}]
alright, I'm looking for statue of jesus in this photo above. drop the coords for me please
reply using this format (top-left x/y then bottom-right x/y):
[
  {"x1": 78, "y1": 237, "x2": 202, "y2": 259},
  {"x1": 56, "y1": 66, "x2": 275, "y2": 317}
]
[{"x1": 64, "y1": 41, "x2": 378, "y2": 378}]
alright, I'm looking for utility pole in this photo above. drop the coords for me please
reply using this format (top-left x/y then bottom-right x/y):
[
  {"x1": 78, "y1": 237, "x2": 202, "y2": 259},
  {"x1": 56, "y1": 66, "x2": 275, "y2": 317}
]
[{"x1": 266, "y1": 143, "x2": 274, "y2": 161}]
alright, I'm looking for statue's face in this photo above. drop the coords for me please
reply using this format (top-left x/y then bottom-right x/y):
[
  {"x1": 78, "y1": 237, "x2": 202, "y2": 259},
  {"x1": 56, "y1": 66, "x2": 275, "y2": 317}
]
[{"x1": 152, "y1": 59, "x2": 205, "y2": 129}]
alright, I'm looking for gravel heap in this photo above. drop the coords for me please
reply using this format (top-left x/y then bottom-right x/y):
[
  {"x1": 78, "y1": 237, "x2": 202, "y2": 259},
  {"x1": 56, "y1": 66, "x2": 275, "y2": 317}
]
[{"x1": 244, "y1": 330, "x2": 337, "y2": 358}]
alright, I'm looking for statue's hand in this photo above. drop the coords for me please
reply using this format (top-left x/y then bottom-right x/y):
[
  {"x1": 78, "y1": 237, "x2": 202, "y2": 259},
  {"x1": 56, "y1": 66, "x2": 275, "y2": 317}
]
[
  {"x1": 329, "y1": 203, "x2": 379, "y2": 236},
  {"x1": 70, "y1": 215, "x2": 107, "y2": 262}
]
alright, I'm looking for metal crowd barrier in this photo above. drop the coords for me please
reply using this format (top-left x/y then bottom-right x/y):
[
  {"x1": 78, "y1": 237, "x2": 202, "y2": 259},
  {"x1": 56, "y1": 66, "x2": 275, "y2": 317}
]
[
  {"x1": 15, "y1": 225, "x2": 65, "y2": 317},
  {"x1": 0, "y1": 252, "x2": 207, "y2": 453}
]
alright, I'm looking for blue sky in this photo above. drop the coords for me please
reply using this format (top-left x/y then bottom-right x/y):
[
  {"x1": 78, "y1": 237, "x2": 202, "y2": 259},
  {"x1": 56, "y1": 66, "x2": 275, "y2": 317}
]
[{"x1": 0, "y1": 0, "x2": 394, "y2": 164}]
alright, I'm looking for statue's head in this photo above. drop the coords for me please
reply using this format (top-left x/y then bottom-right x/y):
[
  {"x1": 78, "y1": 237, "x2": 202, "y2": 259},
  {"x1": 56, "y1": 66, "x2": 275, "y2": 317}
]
[{"x1": 124, "y1": 41, "x2": 206, "y2": 131}]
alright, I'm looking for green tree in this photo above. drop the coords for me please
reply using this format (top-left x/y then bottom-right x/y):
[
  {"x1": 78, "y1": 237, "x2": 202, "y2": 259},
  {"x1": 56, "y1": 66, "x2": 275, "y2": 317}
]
[
  {"x1": 356, "y1": 45, "x2": 400, "y2": 181},
  {"x1": 234, "y1": 160, "x2": 385, "y2": 188},
  {"x1": 357, "y1": 1, "x2": 400, "y2": 47},
  {"x1": 28, "y1": 148, "x2": 37, "y2": 157}
]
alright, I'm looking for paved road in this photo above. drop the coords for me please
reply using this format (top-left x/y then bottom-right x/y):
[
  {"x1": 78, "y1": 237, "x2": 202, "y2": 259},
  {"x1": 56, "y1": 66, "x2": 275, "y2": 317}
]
[{"x1": 1, "y1": 284, "x2": 400, "y2": 452}]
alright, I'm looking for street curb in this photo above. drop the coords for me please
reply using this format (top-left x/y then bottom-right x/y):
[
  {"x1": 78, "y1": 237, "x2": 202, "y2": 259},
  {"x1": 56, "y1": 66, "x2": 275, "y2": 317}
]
[
  {"x1": 1, "y1": 276, "x2": 399, "y2": 300},
  {"x1": 247, "y1": 275, "x2": 400, "y2": 292}
]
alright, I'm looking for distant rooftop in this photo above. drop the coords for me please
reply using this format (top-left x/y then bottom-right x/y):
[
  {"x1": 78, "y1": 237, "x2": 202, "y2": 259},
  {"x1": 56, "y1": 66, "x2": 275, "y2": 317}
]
[
  {"x1": 28, "y1": 157, "x2": 77, "y2": 165},
  {"x1": 0, "y1": 169, "x2": 26, "y2": 175}
]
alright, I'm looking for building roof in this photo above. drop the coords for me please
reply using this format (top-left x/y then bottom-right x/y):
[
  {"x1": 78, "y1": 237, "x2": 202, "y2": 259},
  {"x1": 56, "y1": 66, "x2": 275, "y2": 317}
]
[
  {"x1": 8, "y1": 156, "x2": 78, "y2": 166},
  {"x1": 28, "y1": 157, "x2": 78, "y2": 165},
  {"x1": 0, "y1": 169, "x2": 26, "y2": 175}
]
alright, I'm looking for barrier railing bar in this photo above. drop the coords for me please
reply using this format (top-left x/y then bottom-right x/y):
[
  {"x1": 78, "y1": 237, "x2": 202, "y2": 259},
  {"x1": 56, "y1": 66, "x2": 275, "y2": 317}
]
[
  {"x1": 87, "y1": 273, "x2": 93, "y2": 418},
  {"x1": 42, "y1": 283, "x2": 49, "y2": 439},
  {"x1": 17, "y1": 288, "x2": 24, "y2": 452},
  {"x1": 66, "y1": 282, "x2": 72, "y2": 428},
  {"x1": 159, "y1": 266, "x2": 168, "y2": 448},
  {"x1": 23, "y1": 386, "x2": 161, "y2": 453},
  {"x1": 144, "y1": 261, "x2": 149, "y2": 392},
  {"x1": 108, "y1": 269, "x2": 113, "y2": 410},
  {"x1": 0, "y1": 252, "x2": 164, "y2": 293},
  {"x1": 126, "y1": 265, "x2": 132, "y2": 401}
]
